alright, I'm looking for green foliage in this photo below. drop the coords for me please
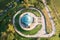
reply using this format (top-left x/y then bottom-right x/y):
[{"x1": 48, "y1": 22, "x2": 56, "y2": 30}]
[
  {"x1": 14, "y1": 33, "x2": 36, "y2": 40},
  {"x1": 7, "y1": 33, "x2": 14, "y2": 40},
  {"x1": 46, "y1": 0, "x2": 51, "y2": 5},
  {"x1": 0, "y1": 0, "x2": 13, "y2": 9},
  {"x1": 21, "y1": 9, "x2": 41, "y2": 17},
  {"x1": 33, "y1": 0, "x2": 44, "y2": 9},
  {"x1": 47, "y1": 0, "x2": 60, "y2": 40}
]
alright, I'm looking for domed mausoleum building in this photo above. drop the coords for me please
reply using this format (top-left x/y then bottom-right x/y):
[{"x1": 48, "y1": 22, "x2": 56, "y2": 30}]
[
  {"x1": 19, "y1": 12, "x2": 38, "y2": 30},
  {"x1": 21, "y1": 14, "x2": 33, "y2": 27}
]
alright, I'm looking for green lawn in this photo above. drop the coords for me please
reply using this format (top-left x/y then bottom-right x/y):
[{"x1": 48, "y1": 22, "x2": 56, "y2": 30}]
[
  {"x1": 21, "y1": 9, "x2": 41, "y2": 17},
  {"x1": 52, "y1": 0, "x2": 60, "y2": 13},
  {"x1": 50, "y1": 0, "x2": 60, "y2": 15},
  {"x1": 46, "y1": 0, "x2": 60, "y2": 40},
  {"x1": 14, "y1": 33, "x2": 36, "y2": 40}
]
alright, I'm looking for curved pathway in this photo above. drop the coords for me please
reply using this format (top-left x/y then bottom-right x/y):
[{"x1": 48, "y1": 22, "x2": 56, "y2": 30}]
[
  {"x1": 13, "y1": 0, "x2": 56, "y2": 37},
  {"x1": 41, "y1": 0, "x2": 56, "y2": 37},
  {"x1": 13, "y1": 7, "x2": 46, "y2": 38}
]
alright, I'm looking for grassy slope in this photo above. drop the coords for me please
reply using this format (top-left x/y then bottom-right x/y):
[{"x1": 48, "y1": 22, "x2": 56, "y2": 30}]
[
  {"x1": 39, "y1": 0, "x2": 60, "y2": 40},
  {"x1": 47, "y1": 0, "x2": 60, "y2": 40},
  {"x1": 52, "y1": 0, "x2": 60, "y2": 13}
]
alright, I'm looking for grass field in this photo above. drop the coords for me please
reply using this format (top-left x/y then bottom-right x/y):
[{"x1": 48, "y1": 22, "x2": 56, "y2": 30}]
[
  {"x1": 52, "y1": 0, "x2": 60, "y2": 13},
  {"x1": 46, "y1": 0, "x2": 60, "y2": 40},
  {"x1": 21, "y1": 9, "x2": 41, "y2": 17}
]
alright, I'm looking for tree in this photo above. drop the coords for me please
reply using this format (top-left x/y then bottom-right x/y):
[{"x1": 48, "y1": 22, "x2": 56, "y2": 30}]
[
  {"x1": 7, "y1": 33, "x2": 14, "y2": 40},
  {"x1": 7, "y1": 24, "x2": 15, "y2": 33},
  {"x1": 1, "y1": 32, "x2": 7, "y2": 40}
]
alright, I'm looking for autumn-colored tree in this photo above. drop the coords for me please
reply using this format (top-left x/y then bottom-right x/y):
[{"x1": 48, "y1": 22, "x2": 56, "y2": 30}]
[{"x1": 7, "y1": 24, "x2": 15, "y2": 33}]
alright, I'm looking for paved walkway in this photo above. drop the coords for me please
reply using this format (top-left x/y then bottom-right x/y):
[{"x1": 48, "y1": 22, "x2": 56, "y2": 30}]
[{"x1": 41, "y1": 0, "x2": 56, "y2": 37}]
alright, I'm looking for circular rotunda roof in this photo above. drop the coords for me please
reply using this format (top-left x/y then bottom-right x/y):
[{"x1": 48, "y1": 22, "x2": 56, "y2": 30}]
[{"x1": 21, "y1": 14, "x2": 33, "y2": 26}]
